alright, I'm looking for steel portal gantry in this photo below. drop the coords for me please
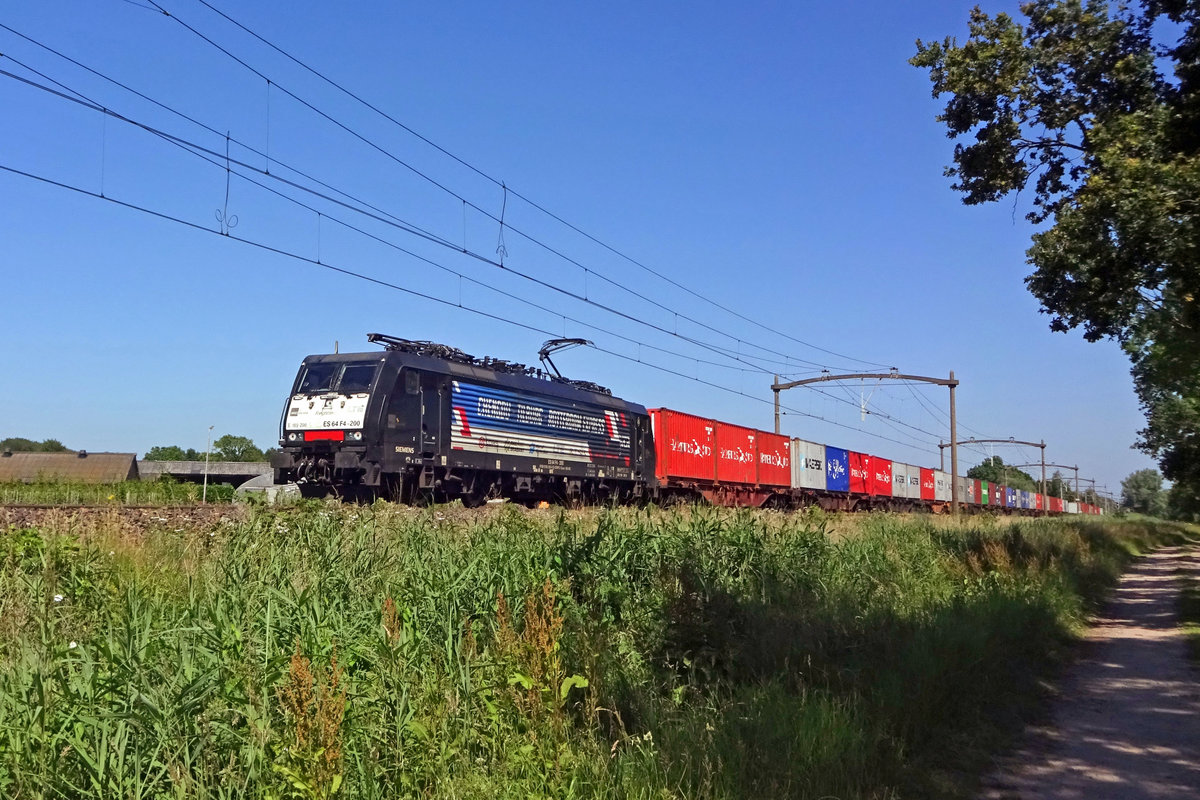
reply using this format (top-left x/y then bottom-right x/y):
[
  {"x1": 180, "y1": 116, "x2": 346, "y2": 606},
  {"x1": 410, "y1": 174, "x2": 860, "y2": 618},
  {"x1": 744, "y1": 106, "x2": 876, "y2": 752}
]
[{"x1": 772, "y1": 370, "x2": 961, "y2": 516}]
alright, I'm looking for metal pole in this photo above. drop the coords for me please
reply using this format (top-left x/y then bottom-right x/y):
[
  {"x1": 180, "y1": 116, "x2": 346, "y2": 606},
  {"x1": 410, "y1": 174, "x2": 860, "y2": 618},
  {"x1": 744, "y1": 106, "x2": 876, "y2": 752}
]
[
  {"x1": 773, "y1": 375, "x2": 780, "y2": 435},
  {"x1": 950, "y1": 370, "x2": 959, "y2": 519},
  {"x1": 203, "y1": 425, "x2": 213, "y2": 503},
  {"x1": 939, "y1": 442, "x2": 945, "y2": 472},
  {"x1": 1074, "y1": 465, "x2": 1079, "y2": 499},
  {"x1": 1040, "y1": 441, "x2": 1046, "y2": 515}
]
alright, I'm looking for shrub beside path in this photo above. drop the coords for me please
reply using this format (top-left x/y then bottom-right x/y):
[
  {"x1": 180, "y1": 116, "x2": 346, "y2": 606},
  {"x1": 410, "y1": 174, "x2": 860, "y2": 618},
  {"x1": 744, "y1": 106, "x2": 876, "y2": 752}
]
[{"x1": 980, "y1": 544, "x2": 1200, "y2": 799}]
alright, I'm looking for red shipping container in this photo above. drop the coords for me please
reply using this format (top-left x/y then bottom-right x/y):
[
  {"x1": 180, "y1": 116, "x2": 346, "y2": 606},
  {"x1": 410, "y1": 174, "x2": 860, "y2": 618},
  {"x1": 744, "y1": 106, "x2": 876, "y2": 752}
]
[
  {"x1": 715, "y1": 423, "x2": 758, "y2": 485},
  {"x1": 649, "y1": 409, "x2": 714, "y2": 482},
  {"x1": 973, "y1": 479, "x2": 983, "y2": 505},
  {"x1": 993, "y1": 484, "x2": 1005, "y2": 506},
  {"x1": 849, "y1": 452, "x2": 871, "y2": 495},
  {"x1": 920, "y1": 467, "x2": 935, "y2": 501},
  {"x1": 756, "y1": 431, "x2": 791, "y2": 488},
  {"x1": 871, "y1": 457, "x2": 893, "y2": 496},
  {"x1": 1051, "y1": 497, "x2": 1064, "y2": 513}
]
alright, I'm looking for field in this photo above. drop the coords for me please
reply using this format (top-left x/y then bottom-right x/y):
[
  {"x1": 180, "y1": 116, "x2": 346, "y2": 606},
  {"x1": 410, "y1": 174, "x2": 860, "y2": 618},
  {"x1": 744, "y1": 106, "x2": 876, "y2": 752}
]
[{"x1": 0, "y1": 501, "x2": 1193, "y2": 799}]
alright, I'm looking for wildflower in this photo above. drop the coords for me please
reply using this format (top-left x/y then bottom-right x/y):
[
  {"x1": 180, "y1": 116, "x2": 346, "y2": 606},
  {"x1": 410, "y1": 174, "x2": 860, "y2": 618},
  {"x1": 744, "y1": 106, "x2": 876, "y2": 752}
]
[
  {"x1": 68, "y1": 641, "x2": 77, "y2": 649},
  {"x1": 53, "y1": 594, "x2": 64, "y2": 603},
  {"x1": 108, "y1": 551, "x2": 114, "y2": 557},
  {"x1": 107, "y1": 494, "x2": 115, "y2": 500}
]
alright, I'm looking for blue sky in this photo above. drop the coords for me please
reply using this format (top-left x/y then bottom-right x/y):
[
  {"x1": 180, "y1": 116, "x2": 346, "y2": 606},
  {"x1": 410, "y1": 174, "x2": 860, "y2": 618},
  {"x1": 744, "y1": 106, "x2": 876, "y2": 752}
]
[{"x1": 0, "y1": 1, "x2": 1154, "y2": 497}]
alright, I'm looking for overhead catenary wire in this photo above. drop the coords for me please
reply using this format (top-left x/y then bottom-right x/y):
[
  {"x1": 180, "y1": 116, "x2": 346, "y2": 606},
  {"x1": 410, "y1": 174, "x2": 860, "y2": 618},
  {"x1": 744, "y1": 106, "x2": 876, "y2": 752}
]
[
  {"x1": 0, "y1": 58, "x2": 800, "y2": 380},
  {"x1": 123, "y1": 0, "x2": 887, "y2": 373},
  {"x1": 905, "y1": 383, "x2": 993, "y2": 440},
  {"x1": 0, "y1": 159, "x2": 935, "y2": 456},
  {"x1": 0, "y1": 60, "x2": 819, "y2": 378},
  {"x1": 0, "y1": 44, "x2": 848, "y2": 379},
  {"x1": 180, "y1": 0, "x2": 892, "y2": 370}
]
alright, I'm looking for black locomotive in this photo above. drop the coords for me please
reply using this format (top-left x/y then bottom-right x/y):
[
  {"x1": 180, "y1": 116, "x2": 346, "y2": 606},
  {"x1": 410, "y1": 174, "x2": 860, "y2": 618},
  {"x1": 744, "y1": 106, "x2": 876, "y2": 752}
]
[{"x1": 271, "y1": 334, "x2": 655, "y2": 504}]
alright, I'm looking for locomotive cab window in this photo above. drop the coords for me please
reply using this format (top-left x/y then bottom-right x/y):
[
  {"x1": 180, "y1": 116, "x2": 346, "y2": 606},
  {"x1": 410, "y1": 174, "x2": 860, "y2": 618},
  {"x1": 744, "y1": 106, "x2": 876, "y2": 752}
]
[
  {"x1": 297, "y1": 361, "x2": 378, "y2": 394},
  {"x1": 297, "y1": 363, "x2": 338, "y2": 394},
  {"x1": 339, "y1": 363, "x2": 377, "y2": 394}
]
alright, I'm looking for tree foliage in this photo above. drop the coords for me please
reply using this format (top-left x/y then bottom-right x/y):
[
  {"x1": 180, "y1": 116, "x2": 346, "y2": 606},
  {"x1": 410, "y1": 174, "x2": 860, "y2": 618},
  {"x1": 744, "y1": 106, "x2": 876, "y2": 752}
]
[
  {"x1": 1120, "y1": 467, "x2": 1166, "y2": 515},
  {"x1": 144, "y1": 435, "x2": 267, "y2": 462},
  {"x1": 1047, "y1": 469, "x2": 1078, "y2": 501},
  {"x1": 967, "y1": 456, "x2": 1039, "y2": 491},
  {"x1": 912, "y1": 0, "x2": 1200, "y2": 499},
  {"x1": 212, "y1": 435, "x2": 266, "y2": 462},
  {"x1": 1, "y1": 437, "x2": 72, "y2": 453},
  {"x1": 143, "y1": 445, "x2": 203, "y2": 461}
]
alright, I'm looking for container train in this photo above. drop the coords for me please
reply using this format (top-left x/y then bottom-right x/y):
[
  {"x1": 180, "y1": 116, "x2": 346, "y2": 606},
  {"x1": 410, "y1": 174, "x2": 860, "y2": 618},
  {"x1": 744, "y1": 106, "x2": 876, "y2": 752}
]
[{"x1": 271, "y1": 334, "x2": 1102, "y2": 516}]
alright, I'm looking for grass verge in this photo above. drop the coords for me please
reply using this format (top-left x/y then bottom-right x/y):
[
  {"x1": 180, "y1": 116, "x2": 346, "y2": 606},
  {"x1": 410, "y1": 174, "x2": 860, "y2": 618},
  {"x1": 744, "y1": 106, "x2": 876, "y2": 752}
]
[
  {"x1": 0, "y1": 506, "x2": 1188, "y2": 799},
  {"x1": 0, "y1": 478, "x2": 235, "y2": 505}
]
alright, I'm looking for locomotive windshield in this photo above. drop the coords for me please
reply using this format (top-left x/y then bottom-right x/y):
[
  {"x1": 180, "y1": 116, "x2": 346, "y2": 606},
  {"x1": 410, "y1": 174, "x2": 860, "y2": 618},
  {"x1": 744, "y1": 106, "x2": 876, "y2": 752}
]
[{"x1": 296, "y1": 361, "x2": 378, "y2": 395}]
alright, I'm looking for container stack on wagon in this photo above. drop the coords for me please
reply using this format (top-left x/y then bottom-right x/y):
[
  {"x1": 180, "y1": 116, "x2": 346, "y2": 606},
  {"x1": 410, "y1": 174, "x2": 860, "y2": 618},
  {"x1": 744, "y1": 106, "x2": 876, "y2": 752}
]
[{"x1": 645, "y1": 409, "x2": 1086, "y2": 514}]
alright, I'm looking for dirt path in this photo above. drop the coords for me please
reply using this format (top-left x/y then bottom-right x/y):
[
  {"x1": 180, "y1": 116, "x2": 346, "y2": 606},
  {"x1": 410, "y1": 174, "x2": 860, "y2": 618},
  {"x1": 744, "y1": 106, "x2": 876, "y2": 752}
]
[{"x1": 980, "y1": 545, "x2": 1200, "y2": 799}]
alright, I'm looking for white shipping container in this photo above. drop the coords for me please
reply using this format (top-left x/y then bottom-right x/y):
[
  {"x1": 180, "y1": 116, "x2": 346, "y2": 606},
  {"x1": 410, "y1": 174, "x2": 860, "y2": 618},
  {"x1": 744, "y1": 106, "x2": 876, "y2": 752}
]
[
  {"x1": 891, "y1": 462, "x2": 907, "y2": 498},
  {"x1": 955, "y1": 476, "x2": 969, "y2": 504},
  {"x1": 934, "y1": 470, "x2": 951, "y2": 502},
  {"x1": 790, "y1": 439, "x2": 827, "y2": 491},
  {"x1": 905, "y1": 464, "x2": 922, "y2": 499},
  {"x1": 1067, "y1": 501, "x2": 1080, "y2": 514}
]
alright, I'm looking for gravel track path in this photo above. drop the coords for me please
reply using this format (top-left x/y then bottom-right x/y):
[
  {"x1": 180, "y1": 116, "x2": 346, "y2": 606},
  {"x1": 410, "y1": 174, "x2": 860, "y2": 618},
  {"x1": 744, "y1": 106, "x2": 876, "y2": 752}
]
[{"x1": 980, "y1": 544, "x2": 1200, "y2": 799}]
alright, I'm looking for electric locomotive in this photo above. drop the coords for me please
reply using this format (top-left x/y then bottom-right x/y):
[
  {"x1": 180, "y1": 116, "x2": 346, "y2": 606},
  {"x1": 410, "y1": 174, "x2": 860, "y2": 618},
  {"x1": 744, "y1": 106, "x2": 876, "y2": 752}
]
[{"x1": 271, "y1": 334, "x2": 655, "y2": 504}]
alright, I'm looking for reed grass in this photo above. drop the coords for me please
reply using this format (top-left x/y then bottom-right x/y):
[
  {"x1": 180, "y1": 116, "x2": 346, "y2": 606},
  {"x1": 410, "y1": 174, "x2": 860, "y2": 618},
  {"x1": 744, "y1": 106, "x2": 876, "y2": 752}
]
[{"x1": 0, "y1": 505, "x2": 1187, "y2": 799}]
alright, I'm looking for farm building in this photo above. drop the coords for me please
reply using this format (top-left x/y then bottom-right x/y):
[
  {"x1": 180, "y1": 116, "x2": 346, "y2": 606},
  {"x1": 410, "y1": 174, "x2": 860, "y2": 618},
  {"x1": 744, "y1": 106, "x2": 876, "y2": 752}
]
[{"x1": 0, "y1": 452, "x2": 139, "y2": 483}]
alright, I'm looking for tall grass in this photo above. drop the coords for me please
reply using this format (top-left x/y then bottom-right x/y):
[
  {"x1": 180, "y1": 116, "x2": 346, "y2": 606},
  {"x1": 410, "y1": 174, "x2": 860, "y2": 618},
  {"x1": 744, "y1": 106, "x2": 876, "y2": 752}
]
[
  {"x1": 0, "y1": 479, "x2": 234, "y2": 505},
  {"x1": 0, "y1": 506, "x2": 1189, "y2": 799}
]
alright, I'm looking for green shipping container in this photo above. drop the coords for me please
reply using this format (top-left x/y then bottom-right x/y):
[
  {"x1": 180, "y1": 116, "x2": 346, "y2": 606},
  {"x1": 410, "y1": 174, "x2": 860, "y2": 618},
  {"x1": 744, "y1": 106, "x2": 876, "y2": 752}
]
[{"x1": 981, "y1": 480, "x2": 990, "y2": 505}]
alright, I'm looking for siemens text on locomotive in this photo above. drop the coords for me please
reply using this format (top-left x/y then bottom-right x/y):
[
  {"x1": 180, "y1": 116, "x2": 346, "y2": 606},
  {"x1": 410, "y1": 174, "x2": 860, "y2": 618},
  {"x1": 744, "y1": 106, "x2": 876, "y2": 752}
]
[{"x1": 271, "y1": 334, "x2": 1103, "y2": 515}]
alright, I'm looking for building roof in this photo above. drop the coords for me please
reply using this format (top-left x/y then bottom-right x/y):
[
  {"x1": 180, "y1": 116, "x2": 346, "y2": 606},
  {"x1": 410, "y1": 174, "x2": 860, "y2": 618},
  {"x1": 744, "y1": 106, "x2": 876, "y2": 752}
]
[{"x1": 0, "y1": 452, "x2": 139, "y2": 483}]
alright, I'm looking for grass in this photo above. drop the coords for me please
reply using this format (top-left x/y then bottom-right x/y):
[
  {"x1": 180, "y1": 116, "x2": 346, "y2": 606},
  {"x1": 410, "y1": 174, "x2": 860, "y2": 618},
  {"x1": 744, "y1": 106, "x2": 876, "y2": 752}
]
[
  {"x1": 0, "y1": 478, "x2": 235, "y2": 505},
  {"x1": 0, "y1": 505, "x2": 1188, "y2": 799}
]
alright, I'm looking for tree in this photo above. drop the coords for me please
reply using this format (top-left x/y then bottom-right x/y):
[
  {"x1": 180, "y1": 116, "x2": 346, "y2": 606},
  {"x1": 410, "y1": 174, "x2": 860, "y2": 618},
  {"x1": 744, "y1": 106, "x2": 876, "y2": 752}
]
[
  {"x1": 211, "y1": 435, "x2": 266, "y2": 462},
  {"x1": 1120, "y1": 467, "x2": 1166, "y2": 515},
  {"x1": 1166, "y1": 481, "x2": 1200, "y2": 520},
  {"x1": 966, "y1": 456, "x2": 1038, "y2": 491},
  {"x1": 1047, "y1": 469, "x2": 1077, "y2": 500},
  {"x1": 144, "y1": 445, "x2": 202, "y2": 461},
  {"x1": 912, "y1": 1, "x2": 1200, "y2": 503},
  {"x1": 1, "y1": 437, "x2": 72, "y2": 453}
]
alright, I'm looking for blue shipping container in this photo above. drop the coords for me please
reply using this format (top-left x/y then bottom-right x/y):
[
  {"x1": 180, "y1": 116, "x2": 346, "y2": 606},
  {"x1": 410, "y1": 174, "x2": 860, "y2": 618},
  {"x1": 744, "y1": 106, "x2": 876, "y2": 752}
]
[
  {"x1": 825, "y1": 446, "x2": 850, "y2": 493},
  {"x1": 1006, "y1": 487, "x2": 1018, "y2": 507}
]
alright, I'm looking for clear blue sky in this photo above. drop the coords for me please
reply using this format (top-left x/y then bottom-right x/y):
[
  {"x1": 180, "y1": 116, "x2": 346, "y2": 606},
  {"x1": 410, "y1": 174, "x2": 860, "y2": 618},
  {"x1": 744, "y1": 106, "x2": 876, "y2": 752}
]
[{"x1": 0, "y1": 0, "x2": 1154, "y2": 497}]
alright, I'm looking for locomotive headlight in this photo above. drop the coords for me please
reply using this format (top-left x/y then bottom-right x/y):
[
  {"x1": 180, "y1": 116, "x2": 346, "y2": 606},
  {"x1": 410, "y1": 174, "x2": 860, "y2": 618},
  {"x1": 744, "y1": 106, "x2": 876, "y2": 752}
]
[
  {"x1": 286, "y1": 431, "x2": 303, "y2": 442},
  {"x1": 347, "y1": 431, "x2": 363, "y2": 441}
]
